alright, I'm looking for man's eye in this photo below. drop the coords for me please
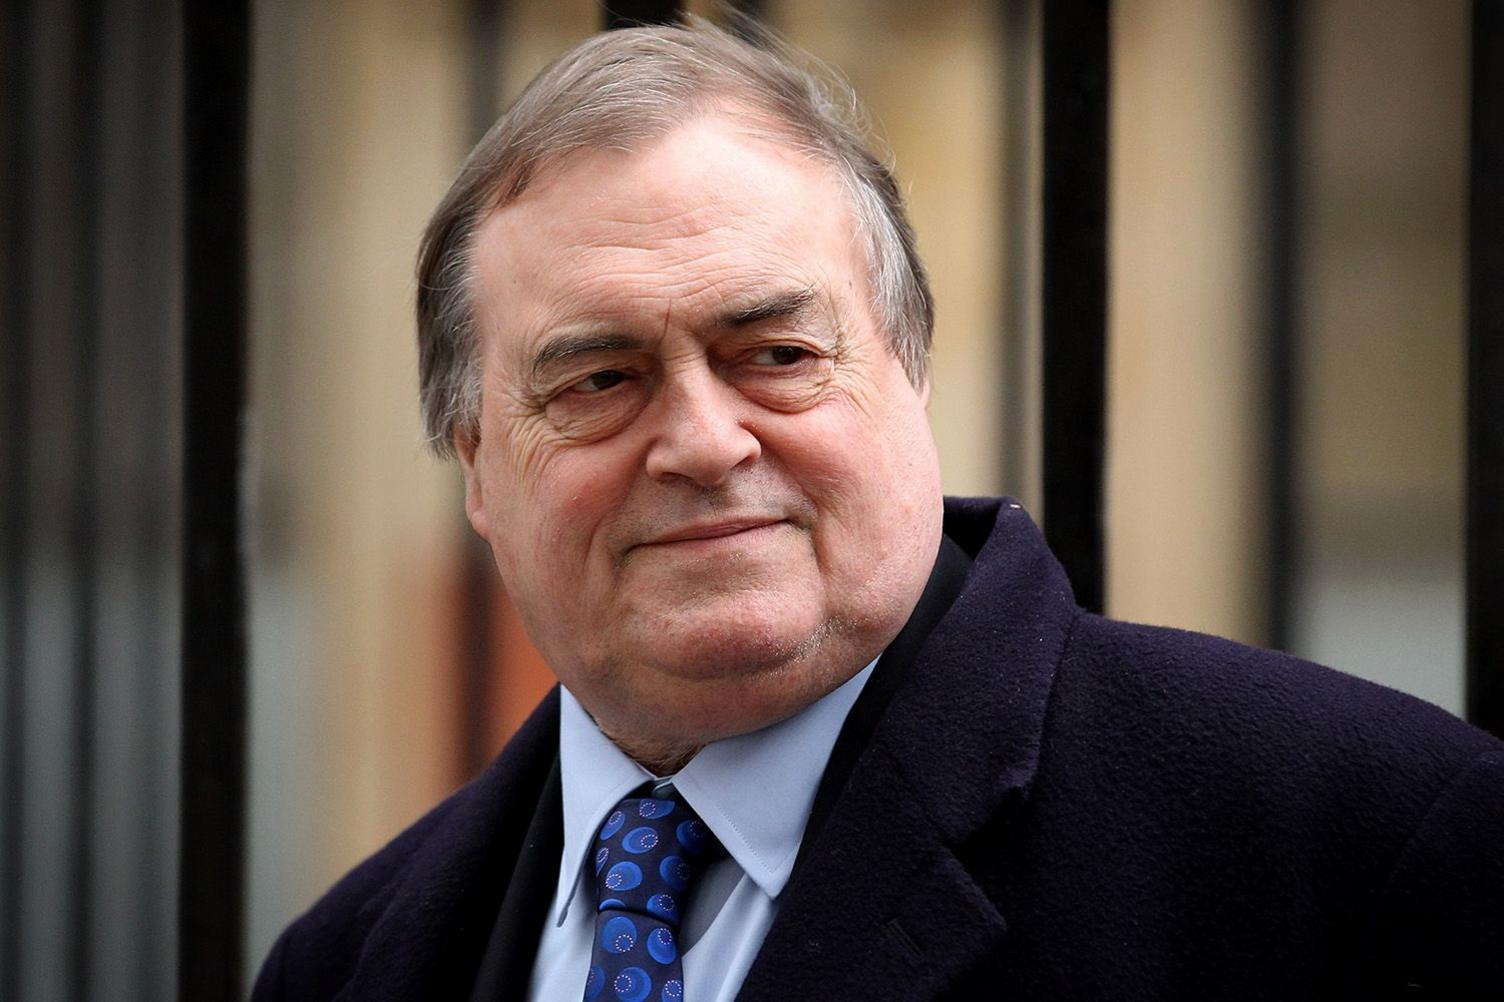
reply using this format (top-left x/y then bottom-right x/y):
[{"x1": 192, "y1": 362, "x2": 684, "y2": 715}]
[
  {"x1": 568, "y1": 370, "x2": 626, "y2": 394},
  {"x1": 752, "y1": 345, "x2": 811, "y2": 366}
]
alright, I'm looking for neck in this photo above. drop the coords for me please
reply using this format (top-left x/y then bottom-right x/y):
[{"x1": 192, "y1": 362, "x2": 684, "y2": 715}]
[{"x1": 601, "y1": 725, "x2": 704, "y2": 777}]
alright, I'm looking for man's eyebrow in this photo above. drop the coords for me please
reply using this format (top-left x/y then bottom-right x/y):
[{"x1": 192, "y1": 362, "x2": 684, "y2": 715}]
[
  {"x1": 529, "y1": 332, "x2": 643, "y2": 376},
  {"x1": 714, "y1": 287, "x2": 820, "y2": 327},
  {"x1": 527, "y1": 289, "x2": 822, "y2": 375}
]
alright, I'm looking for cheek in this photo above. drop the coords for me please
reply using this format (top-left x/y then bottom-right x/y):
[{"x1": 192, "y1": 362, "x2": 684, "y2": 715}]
[
  {"x1": 487, "y1": 434, "x2": 635, "y2": 580},
  {"x1": 476, "y1": 433, "x2": 562, "y2": 578},
  {"x1": 769, "y1": 388, "x2": 937, "y2": 545},
  {"x1": 760, "y1": 406, "x2": 893, "y2": 517}
]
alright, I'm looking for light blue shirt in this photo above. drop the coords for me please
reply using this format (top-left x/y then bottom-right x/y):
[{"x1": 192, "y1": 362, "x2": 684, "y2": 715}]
[{"x1": 526, "y1": 661, "x2": 877, "y2": 1002}]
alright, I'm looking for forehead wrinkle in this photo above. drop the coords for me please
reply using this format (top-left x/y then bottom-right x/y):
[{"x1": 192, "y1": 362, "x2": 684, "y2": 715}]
[
  {"x1": 585, "y1": 195, "x2": 745, "y2": 236},
  {"x1": 533, "y1": 251, "x2": 808, "y2": 333},
  {"x1": 519, "y1": 176, "x2": 753, "y2": 258},
  {"x1": 512, "y1": 167, "x2": 800, "y2": 263},
  {"x1": 523, "y1": 201, "x2": 787, "y2": 287}
]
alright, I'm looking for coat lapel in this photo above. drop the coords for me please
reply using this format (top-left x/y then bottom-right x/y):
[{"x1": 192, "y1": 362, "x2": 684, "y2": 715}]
[
  {"x1": 737, "y1": 740, "x2": 1010, "y2": 1000},
  {"x1": 738, "y1": 498, "x2": 1077, "y2": 999},
  {"x1": 466, "y1": 758, "x2": 563, "y2": 1001},
  {"x1": 337, "y1": 689, "x2": 562, "y2": 1002}
]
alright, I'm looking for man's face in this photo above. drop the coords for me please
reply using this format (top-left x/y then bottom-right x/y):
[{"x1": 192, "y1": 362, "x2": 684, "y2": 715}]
[{"x1": 458, "y1": 113, "x2": 943, "y2": 762}]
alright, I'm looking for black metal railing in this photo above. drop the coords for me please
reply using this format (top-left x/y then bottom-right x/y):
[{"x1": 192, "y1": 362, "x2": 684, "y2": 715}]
[
  {"x1": 180, "y1": 3, "x2": 249, "y2": 999},
  {"x1": 1468, "y1": 0, "x2": 1504, "y2": 739}
]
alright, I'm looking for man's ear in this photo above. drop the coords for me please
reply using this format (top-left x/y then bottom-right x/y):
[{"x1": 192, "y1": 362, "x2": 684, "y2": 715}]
[
  {"x1": 918, "y1": 375, "x2": 932, "y2": 409},
  {"x1": 453, "y1": 426, "x2": 491, "y2": 542}
]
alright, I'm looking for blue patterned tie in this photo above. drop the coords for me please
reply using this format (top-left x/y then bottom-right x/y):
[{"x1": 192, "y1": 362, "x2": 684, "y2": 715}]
[{"x1": 582, "y1": 788, "x2": 718, "y2": 1002}]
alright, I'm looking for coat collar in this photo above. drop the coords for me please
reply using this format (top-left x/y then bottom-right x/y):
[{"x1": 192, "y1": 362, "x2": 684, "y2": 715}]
[
  {"x1": 882, "y1": 497, "x2": 1077, "y2": 840},
  {"x1": 737, "y1": 497, "x2": 1077, "y2": 999}
]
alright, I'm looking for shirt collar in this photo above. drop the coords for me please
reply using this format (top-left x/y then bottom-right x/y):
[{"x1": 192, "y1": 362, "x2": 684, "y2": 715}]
[{"x1": 556, "y1": 660, "x2": 876, "y2": 922}]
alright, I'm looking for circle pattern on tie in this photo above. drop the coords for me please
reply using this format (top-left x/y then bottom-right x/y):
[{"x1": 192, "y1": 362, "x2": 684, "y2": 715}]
[
  {"x1": 623, "y1": 827, "x2": 660, "y2": 853},
  {"x1": 599, "y1": 810, "x2": 626, "y2": 840},
  {"x1": 675, "y1": 820, "x2": 708, "y2": 854},
  {"x1": 600, "y1": 915, "x2": 637, "y2": 955},
  {"x1": 646, "y1": 927, "x2": 677, "y2": 964},
  {"x1": 613, "y1": 966, "x2": 652, "y2": 1002},
  {"x1": 583, "y1": 793, "x2": 721, "y2": 1002},
  {"x1": 605, "y1": 861, "x2": 643, "y2": 891},
  {"x1": 658, "y1": 856, "x2": 689, "y2": 892}
]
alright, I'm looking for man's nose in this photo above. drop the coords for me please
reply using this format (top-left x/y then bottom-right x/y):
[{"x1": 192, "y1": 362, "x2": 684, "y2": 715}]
[{"x1": 643, "y1": 368, "x2": 761, "y2": 487}]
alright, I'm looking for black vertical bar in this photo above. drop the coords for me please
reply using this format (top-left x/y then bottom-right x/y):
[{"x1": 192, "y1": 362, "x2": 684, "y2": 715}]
[
  {"x1": 999, "y1": 0, "x2": 1038, "y2": 500},
  {"x1": 134, "y1": 1, "x2": 178, "y2": 988},
  {"x1": 180, "y1": 0, "x2": 249, "y2": 998},
  {"x1": 602, "y1": 0, "x2": 681, "y2": 30},
  {"x1": 1040, "y1": 0, "x2": 1109, "y2": 613},
  {"x1": 0, "y1": 3, "x2": 33, "y2": 998},
  {"x1": 1264, "y1": 0, "x2": 1300, "y2": 652},
  {"x1": 68, "y1": 2, "x2": 104, "y2": 996},
  {"x1": 1468, "y1": 0, "x2": 1504, "y2": 739}
]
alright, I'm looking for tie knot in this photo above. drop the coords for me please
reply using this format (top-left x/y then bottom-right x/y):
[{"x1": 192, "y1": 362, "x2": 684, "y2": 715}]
[{"x1": 590, "y1": 794, "x2": 718, "y2": 929}]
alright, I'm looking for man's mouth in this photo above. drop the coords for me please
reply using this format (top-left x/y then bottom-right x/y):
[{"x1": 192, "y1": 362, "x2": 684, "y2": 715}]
[{"x1": 642, "y1": 517, "x2": 788, "y2": 547}]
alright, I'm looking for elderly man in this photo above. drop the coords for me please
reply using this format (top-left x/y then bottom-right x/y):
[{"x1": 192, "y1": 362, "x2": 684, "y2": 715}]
[{"x1": 253, "y1": 21, "x2": 1504, "y2": 1002}]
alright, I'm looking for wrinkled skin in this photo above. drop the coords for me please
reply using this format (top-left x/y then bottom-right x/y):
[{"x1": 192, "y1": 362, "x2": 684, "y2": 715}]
[{"x1": 457, "y1": 113, "x2": 943, "y2": 771}]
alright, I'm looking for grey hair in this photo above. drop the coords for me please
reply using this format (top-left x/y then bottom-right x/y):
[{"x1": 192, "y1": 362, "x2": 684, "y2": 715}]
[{"x1": 415, "y1": 17, "x2": 934, "y2": 458}]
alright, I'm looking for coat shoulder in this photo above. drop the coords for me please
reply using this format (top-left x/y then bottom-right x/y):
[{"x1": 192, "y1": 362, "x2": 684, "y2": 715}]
[
  {"x1": 1045, "y1": 611, "x2": 1500, "y2": 854},
  {"x1": 1004, "y1": 612, "x2": 1504, "y2": 994}
]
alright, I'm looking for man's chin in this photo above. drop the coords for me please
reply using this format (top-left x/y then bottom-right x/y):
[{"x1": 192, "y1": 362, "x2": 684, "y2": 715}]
[
  {"x1": 573, "y1": 607, "x2": 872, "y2": 761},
  {"x1": 614, "y1": 651, "x2": 843, "y2": 751},
  {"x1": 623, "y1": 615, "x2": 828, "y2": 682},
  {"x1": 619, "y1": 574, "x2": 820, "y2": 648}
]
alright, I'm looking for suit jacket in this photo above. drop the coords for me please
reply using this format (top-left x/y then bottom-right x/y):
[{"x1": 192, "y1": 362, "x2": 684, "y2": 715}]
[{"x1": 253, "y1": 497, "x2": 1504, "y2": 1000}]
